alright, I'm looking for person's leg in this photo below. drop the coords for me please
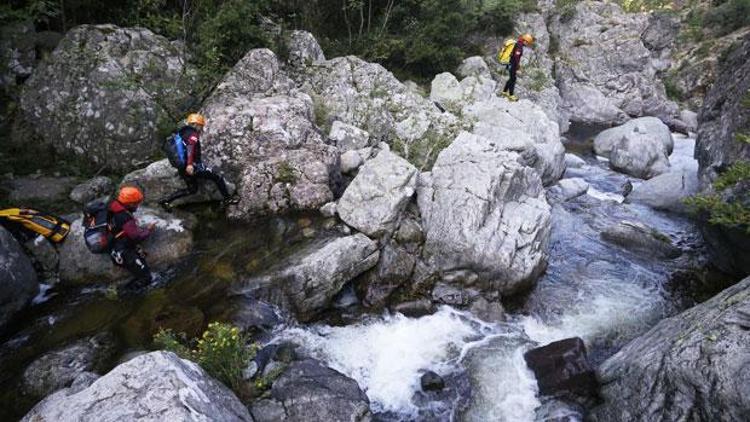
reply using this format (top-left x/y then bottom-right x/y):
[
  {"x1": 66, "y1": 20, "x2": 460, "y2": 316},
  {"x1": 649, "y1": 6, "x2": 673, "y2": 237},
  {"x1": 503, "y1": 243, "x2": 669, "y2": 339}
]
[
  {"x1": 111, "y1": 246, "x2": 152, "y2": 285},
  {"x1": 506, "y1": 66, "x2": 518, "y2": 95},
  {"x1": 194, "y1": 164, "x2": 231, "y2": 199},
  {"x1": 161, "y1": 171, "x2": 199, "y2": 205}
]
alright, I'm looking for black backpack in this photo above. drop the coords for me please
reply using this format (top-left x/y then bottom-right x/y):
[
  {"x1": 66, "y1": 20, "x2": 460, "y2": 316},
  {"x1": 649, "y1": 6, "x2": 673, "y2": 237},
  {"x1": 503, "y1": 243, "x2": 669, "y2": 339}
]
[
  {"x1": 162, "y1": 132, "x2": 187, "y2": 169},
  {"x1": 83, "y1": 200, "x2": 112, "y2": 254}
]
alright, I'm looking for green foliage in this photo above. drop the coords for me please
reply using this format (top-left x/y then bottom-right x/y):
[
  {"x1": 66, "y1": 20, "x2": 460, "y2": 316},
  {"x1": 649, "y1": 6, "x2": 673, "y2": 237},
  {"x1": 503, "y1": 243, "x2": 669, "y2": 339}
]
[
  {"x1": 685, "y1": 161, "x2": 750, "y2": 233},
  {"x1": 527, "y1": 67, "x2": 548, "y2": 92},
  {"x1": 392, "y1": 129, "x2": 455, "y2": 170},
  {"x1": 703, "y1": 0, "x2": 750, "y2": 35},
  {"x1": 663, "y1": 74, "x2": 684, "y2": 102},
  {"x1": 617, "y1": 0, "x2": 673, "y2": 13},
  {"x1": 735, "y1": 133, "x2": 750, "y2": 145},
  {"x1": 154, "y1": 322, "x2": 256, "y2": 392},
  {"x1": 275, "y1": 161, "x2": 298, "y2": 184},
  {"x1": 556, "y1": 0, "x2": 581, "y2": 23}
]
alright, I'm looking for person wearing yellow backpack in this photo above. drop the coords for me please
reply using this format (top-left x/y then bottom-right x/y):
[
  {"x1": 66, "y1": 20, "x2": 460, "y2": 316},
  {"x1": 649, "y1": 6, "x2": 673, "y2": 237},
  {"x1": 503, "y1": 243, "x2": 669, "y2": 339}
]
[{"x1": 498, "y1": 33, "x2": 534, "y2": 102}]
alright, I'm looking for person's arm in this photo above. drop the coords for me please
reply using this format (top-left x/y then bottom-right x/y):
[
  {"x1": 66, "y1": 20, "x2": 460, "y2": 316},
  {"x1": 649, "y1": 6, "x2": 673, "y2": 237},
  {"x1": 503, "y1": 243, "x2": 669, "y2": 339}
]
[{"x1": 121, "y1": 219, "x2": 153, "y2": 242}]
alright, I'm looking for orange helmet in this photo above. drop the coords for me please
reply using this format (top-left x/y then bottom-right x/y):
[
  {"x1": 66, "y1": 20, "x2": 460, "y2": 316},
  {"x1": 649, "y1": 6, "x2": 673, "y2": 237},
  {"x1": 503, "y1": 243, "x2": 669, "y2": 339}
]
[
  {"x1": 117, "y1": 186, "x2": 144, "y2": 206},
  {"x1": 186, "y1": 113, "x2": 206, "y2": 127},
  {"x1": 520, "y1": 33, "x2": 534, "y2": 46}
]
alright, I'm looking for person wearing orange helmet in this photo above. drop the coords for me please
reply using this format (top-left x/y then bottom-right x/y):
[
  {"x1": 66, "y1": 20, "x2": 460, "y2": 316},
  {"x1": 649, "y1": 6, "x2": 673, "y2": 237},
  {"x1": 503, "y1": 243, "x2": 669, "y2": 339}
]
[
  {"x1": 160, "y1": 113, "x2": 239, "y2": 211},
  {"x1": 501, "y1": 33, "x2": 534, "y2": 102},
  {"x1": 109, "y1": 186, "x2": 156, "y2": 285}
]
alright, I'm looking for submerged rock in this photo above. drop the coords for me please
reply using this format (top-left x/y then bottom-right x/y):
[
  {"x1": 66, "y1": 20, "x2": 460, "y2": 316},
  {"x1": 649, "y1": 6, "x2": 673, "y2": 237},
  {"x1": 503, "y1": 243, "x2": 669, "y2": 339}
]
[
  {"x1": 232, "y1": 234, "x2": 379, "y2": 321},
  {"x1": 418, "y1": 131, "x2": 551, "y2": 295},
  {"x1": 601, "y1": 220, "x2": 681, "y2": 260},
  {"x1": 0, "y1": 226, "x2": 38, "y2": 329},
  {"x1": 22, "y1": 333, "x2": 116, "y2": 398},
  {"x1": 251, "y1": 359, "x2": 371, "y2": 422},
  {"x1": 58, "y1": 207, "x2": 194, "y2": 284},
  {"x1": 338, "y1": 150, "x2": 418, "y2": 237},
  {"x1": 19, "y1": 25, "x2": 194, "y2": 171},
  {"x1": 590, "y1": 276, "x2": 750, "y2": 422},
  {"x1": 22, "y1": 351, "x2": 252, "y2": 421}
]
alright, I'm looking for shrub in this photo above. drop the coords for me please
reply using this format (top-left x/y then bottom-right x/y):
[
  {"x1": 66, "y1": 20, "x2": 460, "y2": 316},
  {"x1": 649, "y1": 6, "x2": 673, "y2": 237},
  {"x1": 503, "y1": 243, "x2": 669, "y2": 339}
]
[
  {"x1": 154, "y1": 322, "x2": 255, "y2": 392},
  {"x1": 685, "y1": 161, "x2": 750, "y2": 233},
  {"x1": 703, "y1": 0, "x2": 750, "y2": 36}
]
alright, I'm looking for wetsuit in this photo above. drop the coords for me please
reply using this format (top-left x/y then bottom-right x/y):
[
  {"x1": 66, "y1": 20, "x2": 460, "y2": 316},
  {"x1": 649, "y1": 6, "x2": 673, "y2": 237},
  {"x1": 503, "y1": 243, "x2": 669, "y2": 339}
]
[
  {"x1": 502, "y1": 38, "x2": 526, "y2": 96},
  {"x1": 109, "y1": 200, "x2": 152, "y2": 283},
  {"x1": 162, "y1": 126, "x2": 231, "y2": 204}
]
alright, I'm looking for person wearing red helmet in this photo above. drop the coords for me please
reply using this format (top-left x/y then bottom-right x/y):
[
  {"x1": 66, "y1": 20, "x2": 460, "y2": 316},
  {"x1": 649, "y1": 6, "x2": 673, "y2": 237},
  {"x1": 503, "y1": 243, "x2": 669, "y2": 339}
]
[
  {"x1": 109, "y1": 186, "x2": 156, "y2": 285},
  {"x1": 160, "y1": 113, "x2": 239, "y2": 211},
  {"x1": 501, "y1": 33, "x2": 534, "y2": 102}
]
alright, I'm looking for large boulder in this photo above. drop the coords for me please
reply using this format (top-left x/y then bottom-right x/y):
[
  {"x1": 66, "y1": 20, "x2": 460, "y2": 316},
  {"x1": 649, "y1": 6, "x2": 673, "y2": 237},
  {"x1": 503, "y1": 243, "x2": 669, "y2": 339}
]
[
  {"x1": 594, "y1": 117, "x2": 673, "y2": 157},
  {"x1": 337, "y1": 149, "x2": 418, "y2": 237},
  {"x1": 231, "y1": 234, "x2": 379, "y2": 321},
  {"x1": 58, "y1": 207, "x2": 194, "y2": 284},
  {"x1": 417, "y1": 131, "x2": 551, "y2": 295},
  {"x1": 0, "y1": 225, "x2": 38, "y2": 328},
  {"x1": 1, "y1": 175, "x2": 79, "y2": 205},
  {"x1": 69, "y1": 176, "x2": 114, "y2": 204},
  {"x1": 22, "y1": 333, "x2": 116, "y2": 398},
  {"x1": 627, "y1": 167, "x2": 699, "y2": 213},
  {"x1": 551, "y1": 1, "x2": 678, "y2": 126},
  {"x1": 463, "y1": 97, "x2": 565, "y2": 185},
  {"x1": 22, "y1": 351, "x2": 253, "y2": 421},
  {"x1": 694, "y1": 33, "x2": 750, "y2": 276},
  {"x1": 251, "y1": 359, "x2": 371, "y2": 422},
  {"x1": 594, "y1": 117, "x2": 672, "y2": 179},
  {"x1": 200, "y1": 49, "x2": 338, "y2": 218},
  {"x1": 590, "y1": 276, "x2": 750, "y2": 422},
  {"x1": 19, "y1": 25, "x2": 194, "y2": 172}
]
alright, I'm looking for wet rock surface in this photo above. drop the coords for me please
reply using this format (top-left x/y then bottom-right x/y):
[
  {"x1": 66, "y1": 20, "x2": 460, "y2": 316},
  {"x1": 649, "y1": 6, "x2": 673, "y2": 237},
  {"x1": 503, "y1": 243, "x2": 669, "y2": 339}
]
[
  {"x1": 232, "y1": 233, "x2": 379, "y2": 321},
  {"x1": 601, "y1": 220, "x2": 681, "y2": 260},
  {"x1": 0, "y1": 225, "x2": 38, "y2": 329},
  {"x1": 523, "y1": 337, "x2": 598, "y2": 401},
  {"x1": 58, "y1": 207, "x2": 194, "y2": 284},
  {"x1": 22, "y1": 351, "x2": 253, "y2": 421},
  {"x1": 591, "y1": 276, "x2": 750, "y2": 422}
]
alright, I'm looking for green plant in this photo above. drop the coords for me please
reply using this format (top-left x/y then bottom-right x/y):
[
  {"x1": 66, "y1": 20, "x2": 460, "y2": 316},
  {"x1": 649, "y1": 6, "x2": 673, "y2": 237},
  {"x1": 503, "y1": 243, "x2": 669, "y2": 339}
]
[
  {"x1": 703, "y1": 0, "x2": 750, "y2": 36},
  {"x1": 685, "y1": 161, "x2": 750, "y2": 233},
  {"x1": 528, "y1": 68, "x2": 548, "y2": 92},
  {"x1": 275, "y1": 161, "x2": 297, "y2": 184},
  {"x1": 154, "y1": 322, "x2": 255, "y2": 392},
  {"x1": 663, "y1": 74, "x2": 684, "y2": 102},
  {"x1": 736, "y1": 133, "x2": 750, "y2": 145}
]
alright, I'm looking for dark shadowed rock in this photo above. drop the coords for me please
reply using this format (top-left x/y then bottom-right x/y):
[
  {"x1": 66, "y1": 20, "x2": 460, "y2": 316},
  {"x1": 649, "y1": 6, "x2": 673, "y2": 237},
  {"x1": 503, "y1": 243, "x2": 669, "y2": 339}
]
[
  {"x1": 251, "y1": 359, "x2": 371, "y2": 422},
  {"x1": 523, "y1": 337, "x2": 598, "y2": 400},
  {"x1": 19, "y1": 25, "x2": 195, "y2": 171},
  {"x1": 69, "y1": 176, "x2": 114, "y2": 204},
  {"x1": 22, "y1": 333, "x2": 116, "y2": 398},
  {"x1": 590, "y1": 276, "x2": 750, "y2": 422},
  {"x1": 0, "y1": 225, "x2": 38, "y2": 329},
  {"x1": 421, "y1": 371, "x2": 445, "y2": 392},
  {"x1": 694, "y1": 32, "x2": 750, "y2": 276}
]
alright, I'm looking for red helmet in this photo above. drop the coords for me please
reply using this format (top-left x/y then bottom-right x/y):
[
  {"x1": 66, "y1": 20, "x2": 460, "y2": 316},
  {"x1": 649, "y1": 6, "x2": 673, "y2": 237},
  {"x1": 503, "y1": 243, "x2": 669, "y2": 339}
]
[{"x1": 117, "y1": 186, "x2": 144, "y2": 206}]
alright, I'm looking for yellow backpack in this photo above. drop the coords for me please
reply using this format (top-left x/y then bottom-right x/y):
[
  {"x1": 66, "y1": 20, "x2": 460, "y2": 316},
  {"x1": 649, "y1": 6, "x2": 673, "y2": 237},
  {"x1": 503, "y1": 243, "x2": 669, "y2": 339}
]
[
  {"x1": 0, "y1": 208, "x2": 71, "y2": 243},
  {"x1": 497, "y1": 39, "x2": 516, "y2": 65}
]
